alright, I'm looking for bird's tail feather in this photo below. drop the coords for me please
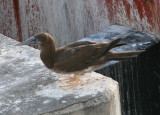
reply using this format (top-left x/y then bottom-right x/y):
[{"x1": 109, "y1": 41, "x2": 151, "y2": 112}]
[
  {"x1": 114, "y1": 43, "x2": 127, "y2": 48},
  {"x1": 106, "y1": 38, "x2": 126, "y2": 52},
  {"x1": 110, "y1": 50, "x2": 144, "y2": 60}
]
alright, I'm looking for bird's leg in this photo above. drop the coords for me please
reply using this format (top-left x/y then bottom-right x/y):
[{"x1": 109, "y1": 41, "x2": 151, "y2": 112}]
[
  {"x1": 67, "y1": 74, "x2": 80, "y2": 83},
  {"x1": 60, "y1": 74, "x2": 81, "y2": 89},
  {"x1": 59, "y1": 74, "x2": 80, "y2": 82}
]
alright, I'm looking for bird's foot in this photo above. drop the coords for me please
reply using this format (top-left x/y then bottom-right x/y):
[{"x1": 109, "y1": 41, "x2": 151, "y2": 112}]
[
  {"x1": 59, "y1": 74, "x2": 81, "y2": 82},
  {"x1": 60, "y1": 74, "x2": 82, "y2": 89},
  {"x1": 60, "y1": 81, "x2": 82, "y2": 89},
  {"x1": 59, "y1": 76, "x2": 74, "y2": 82}
]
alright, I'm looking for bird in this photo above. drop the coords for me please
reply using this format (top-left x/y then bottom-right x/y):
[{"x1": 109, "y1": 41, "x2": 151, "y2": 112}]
[{"x1": 18, "y1": 32, "x2": 144, "y2": 89}]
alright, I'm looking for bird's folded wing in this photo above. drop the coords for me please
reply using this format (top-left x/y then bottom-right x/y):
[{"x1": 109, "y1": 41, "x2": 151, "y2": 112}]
[
  {"x1": 59, "y1": 41, "x2": 96, "y2": 49},
  {"x1": 54, "y1": 43, "x2": 107, "y2": 72}
]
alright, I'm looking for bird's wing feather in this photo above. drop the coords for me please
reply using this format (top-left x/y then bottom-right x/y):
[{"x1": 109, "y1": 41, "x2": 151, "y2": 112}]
[
  {"x1": 59, "y1": 41, "x2": 96, "y2": 49},
  {"x1": 55, "y1": 43, "x2": 108, "y2": 72}
]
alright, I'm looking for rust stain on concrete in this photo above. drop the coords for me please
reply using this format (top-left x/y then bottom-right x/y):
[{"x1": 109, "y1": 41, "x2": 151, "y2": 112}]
[
  {"x1": 13, "y1": 0, "x2": 22, "y2": 41},
  {"x1": 105, "y1": 0, "x2": 160, "y2": 37}
]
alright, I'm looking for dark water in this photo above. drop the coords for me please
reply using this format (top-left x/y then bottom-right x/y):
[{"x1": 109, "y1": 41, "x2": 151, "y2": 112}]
[{"x1": 96, "y1": 43, "x2": 160, "y2": 115}]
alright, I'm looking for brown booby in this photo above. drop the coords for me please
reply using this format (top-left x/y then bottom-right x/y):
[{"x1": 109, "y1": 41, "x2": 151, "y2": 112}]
[{"x1": 18, "y1": 33, "x2": 144, "y2": 89}]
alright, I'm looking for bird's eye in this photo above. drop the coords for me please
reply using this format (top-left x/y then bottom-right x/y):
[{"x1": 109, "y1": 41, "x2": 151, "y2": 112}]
[{"x1": 32, "y1": 38, "x2": 37, "y2": 42}]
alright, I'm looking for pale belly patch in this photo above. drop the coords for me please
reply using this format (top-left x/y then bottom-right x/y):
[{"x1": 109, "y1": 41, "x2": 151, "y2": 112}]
[{"x1": 51, "y1": 64, "x2": 104, "y2": 75}]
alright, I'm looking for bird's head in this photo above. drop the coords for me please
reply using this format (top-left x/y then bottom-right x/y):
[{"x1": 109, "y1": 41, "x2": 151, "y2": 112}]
[{"x1": 17, "y1": 32, "x2": 55, "y2": 47}]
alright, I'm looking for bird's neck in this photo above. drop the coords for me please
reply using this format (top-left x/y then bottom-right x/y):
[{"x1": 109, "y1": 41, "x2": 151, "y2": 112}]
[{"x1": 40, "y1": 43, "x2": 56, "y2": 69}]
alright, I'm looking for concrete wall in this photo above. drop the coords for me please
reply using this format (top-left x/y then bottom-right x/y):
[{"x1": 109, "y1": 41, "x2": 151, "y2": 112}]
[{"x1": 0, "y1": 0, "x2": 160, "y2": 47}]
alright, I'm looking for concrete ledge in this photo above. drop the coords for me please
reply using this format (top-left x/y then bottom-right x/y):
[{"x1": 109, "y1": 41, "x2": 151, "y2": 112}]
[{"x1": 0, "y1": 33, "x2": 121, "y2": 115}]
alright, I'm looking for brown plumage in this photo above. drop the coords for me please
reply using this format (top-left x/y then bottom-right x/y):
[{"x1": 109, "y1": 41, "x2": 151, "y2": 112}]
[{"x1": 18, "y1": 32, "x2": 144, "y2": 89}]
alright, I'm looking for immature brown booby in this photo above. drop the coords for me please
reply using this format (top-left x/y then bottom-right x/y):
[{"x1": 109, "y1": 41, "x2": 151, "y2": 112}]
[{"x1": 18, "y1": 33, "x2": 144, "y2": 89}]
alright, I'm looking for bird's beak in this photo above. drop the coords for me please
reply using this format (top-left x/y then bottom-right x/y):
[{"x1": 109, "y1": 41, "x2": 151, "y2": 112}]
[{"x1": 17, "y1": 37, "x2": 38, "y2": 46}]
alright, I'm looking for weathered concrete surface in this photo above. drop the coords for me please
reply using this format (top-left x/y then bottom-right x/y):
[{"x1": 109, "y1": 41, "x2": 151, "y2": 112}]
[
  {"x1": 0, "y1": 34, "x2": 121, "y2": 115},
  {"x1": 1, "y1": 0, "x2": 160, "y2": 47},
  {"x1": 0, "y1": 0, "x2": 109, "y2": 47}
]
